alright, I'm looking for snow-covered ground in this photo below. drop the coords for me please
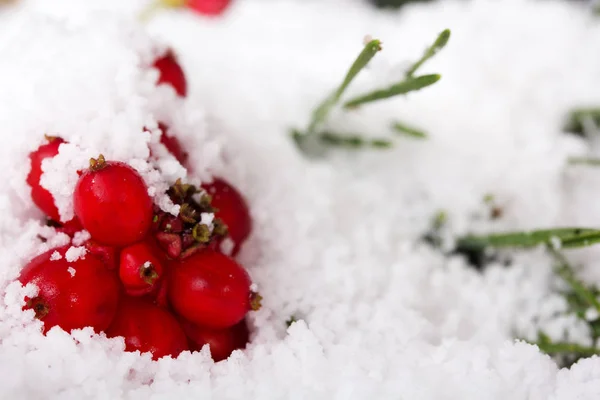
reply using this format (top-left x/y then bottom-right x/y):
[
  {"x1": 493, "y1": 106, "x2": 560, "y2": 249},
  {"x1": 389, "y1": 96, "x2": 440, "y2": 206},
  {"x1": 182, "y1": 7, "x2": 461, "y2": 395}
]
[{"x1": 1, "y1": 0, "x2": 600, "y2": 398}]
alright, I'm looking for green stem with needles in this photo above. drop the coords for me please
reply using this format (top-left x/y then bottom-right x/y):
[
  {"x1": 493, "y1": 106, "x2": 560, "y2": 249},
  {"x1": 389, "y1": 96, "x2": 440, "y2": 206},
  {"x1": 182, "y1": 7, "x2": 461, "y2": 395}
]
[
  {"x1": 343, "y1": 74, "x2": 440, "y2": 108},
  {"x1": 405, "y1": 29, "x2": 451, "y2": 78},
  {"x1": 306, "y1": 39, "x2": 383, "y2": 136}
]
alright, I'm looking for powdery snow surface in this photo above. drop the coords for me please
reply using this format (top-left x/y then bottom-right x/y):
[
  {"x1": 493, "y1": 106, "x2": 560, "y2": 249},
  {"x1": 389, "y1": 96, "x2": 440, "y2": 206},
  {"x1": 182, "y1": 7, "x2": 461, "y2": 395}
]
[{"x1": 1, "y1": 0, "x2": 600, "y2": 398}]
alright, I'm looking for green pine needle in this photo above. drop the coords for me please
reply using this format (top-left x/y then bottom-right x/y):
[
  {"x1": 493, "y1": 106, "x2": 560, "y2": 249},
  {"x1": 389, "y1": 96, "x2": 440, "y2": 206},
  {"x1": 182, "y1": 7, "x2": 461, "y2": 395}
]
[
  {"x1": 307, "y1": 39, "x2": 382, "y2": 135},
  {"x1": 456, "y1": 227, "x2": 600, "y2": 252},
  {"x1": 405, "y1": 29, "x2": 451, "y2": 78},
  {"x1": 563, "y1": 108, "x2": 600, "y2": 135},
  {"x1": 568, "y1": 157, "x2": 600, "y2": 166},
  {"x1": 527, "y1": 338, "x2": 600, "y2": 358},
  {"x1": 391, "y1": 121, "x2": 427, "y2": 139},
  {"x1": 343, "y1": 74, "x2": 440, "y2": 108},
  {"x1": 319, "y1": 132, "x2": 392, "y2": 149},
  {"x1": 549, "y1": 249, "x2": 600, "y2": 313}
]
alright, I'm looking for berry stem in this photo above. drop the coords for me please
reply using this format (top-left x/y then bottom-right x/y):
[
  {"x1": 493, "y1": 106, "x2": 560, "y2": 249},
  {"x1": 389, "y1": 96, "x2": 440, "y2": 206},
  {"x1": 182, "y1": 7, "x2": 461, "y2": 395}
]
[
  {"x1": 140, "y1": 263, "x2": 160, "y2": 285},
  {"x1": 250, "y1": 292, "x2": 262, "y2": 311},
  {"x1": 89, "y1": 154, "x2": 107, "y2": 171},
  {"x1": 27, "y1": 297, "x2": 50, "y2": 319}
]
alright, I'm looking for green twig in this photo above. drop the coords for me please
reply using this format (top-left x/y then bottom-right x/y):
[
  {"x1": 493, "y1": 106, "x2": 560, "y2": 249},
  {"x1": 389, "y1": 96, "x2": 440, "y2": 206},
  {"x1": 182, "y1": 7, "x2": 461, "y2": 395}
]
[
  {"x1": 568, "y1": 157, "x2": 600, "y2": 166},
  {"x1": 319, "y1": 132, "x2": 392, "y2": 149},
  {"x1": 549, "y1": 249, "x2": 600, "y2": 313},
  {"x1": 405, "y1": 29, "x2": 451, "y2": 78},
  {"x1": 563, "y1": 108, "x2": 600, "y2": 135},
  {"x1": 456, "y1": 227, "x2": 600, "y2": 252},
  {"x1": 391, "y1": 121, "x2": 427, "y2": 139},
  {"x1": 307, "y1": 39, "x2": 382, "y2": 135},
  {"x1": 343, "y1": 74, "x2": 440, "y2": 108},
  {"x1": 529, "y1": 339, "x2": 600, "y2": 357}
]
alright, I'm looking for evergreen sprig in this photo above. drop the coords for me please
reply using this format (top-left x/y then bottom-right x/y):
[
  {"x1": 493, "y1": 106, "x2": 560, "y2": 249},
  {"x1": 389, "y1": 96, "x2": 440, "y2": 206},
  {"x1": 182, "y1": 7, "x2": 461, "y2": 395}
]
[
  {"x1": 293, "y1": 30, "x2": 450, "y2": 156},
  {"x1": 455, "y1": 227, "x2": 600, "y2": 366}
]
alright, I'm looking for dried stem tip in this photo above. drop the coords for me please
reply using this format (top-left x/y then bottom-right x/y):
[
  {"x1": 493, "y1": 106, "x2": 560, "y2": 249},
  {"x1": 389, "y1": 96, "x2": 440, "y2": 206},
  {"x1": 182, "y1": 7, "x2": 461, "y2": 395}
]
[{"x1": 89, "y1": 154, "x2": 107, "y2": 171}]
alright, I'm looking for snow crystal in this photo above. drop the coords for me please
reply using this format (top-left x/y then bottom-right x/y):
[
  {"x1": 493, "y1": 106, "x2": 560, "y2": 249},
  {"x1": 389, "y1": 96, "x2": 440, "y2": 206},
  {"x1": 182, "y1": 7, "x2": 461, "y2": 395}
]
[
  {"x1": 49, "y1": 251, "x2": 62, "y2": 261},
  {"x1": 199, "y1": 212, "x2": 214, "y2": 228},
  {"x1": 65, "y1": 246, "x2": 87, "y2": 262},
  {"x1": 1, "y1": 0, "x2": 600, "y2": 398},
  {"x1": 72, "y1": 230, "x2": 91, "y2": 246},
  {"x1": 219, "y1": 237, "x2": 235, "y2": 256}
]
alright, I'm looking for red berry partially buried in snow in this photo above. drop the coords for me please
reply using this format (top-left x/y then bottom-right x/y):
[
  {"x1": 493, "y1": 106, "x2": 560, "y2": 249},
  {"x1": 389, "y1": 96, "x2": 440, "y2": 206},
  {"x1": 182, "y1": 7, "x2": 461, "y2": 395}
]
[
  {"x1": 201, "y1": 178, "x2": 251, "y2": 255},
  {"x1": 119, "y1": 241, "x2": 164, "y2": 296},
  {"x1": 106, "y1": 297, "x2": 188, "y2": 360},
  {"x1": 74, "y1": 155, "x2": 154, "y2": 247},
  {"x1": 187, "y1": 0, "x2": 232, "y2": 16},
  {"x1": 158, "y1": 123, "x2": 188, "y2": 165},
  {"x1": 181, "y1": 319, "x2": 249, "y2": 362},
  {"x1": 27, "y1": 136, "x2": 68, "y2": 222},
  {"x1": 153, "y1": 51, "x2": 187, "y2": 97},
  {"x1": 168, "y1": 249, "x2": 251, "y2": 328},
  {"x1": 18, "y1": 247, "x2": 120, "y2": 334}
]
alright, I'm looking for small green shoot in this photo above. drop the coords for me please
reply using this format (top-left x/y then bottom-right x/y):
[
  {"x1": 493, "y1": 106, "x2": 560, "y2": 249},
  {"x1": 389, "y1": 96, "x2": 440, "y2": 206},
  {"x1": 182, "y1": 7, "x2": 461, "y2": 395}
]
[
  {"x1": 343, "y1": 74, "x2": 440, "y2": 108},
  {"x1": 405, "y1": 29, "x2": 451, "y2": 78}
]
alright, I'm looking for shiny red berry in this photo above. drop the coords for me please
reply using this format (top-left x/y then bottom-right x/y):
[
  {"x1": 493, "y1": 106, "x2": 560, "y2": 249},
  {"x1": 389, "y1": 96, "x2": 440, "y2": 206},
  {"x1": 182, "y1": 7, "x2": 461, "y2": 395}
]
[
  {"x1": 201, "y1": 178, "x2": 251, "y2": 256},
  {"x1": 27, "y1": 136, "x2": 69, "y2": 222},
  {"x1": 74, "y1": 155, "x2": 154, "y2": 247},
  {"x1": 119, "y1": 241, "x2": 164, "y2": 296},
  {"x1": 181, "y1": 319, "x2": 249, "y2": 362},
  {"x1": 168, "y1": 249, "x2": 251, "y2": 328},
  {"x1": 18, "y1": 247, "x2": 120, "y2": 334},
  {"x1": 106, "y1": 297, "x2": 188, "y2": 360},
  {"x1": 84, "y1": 240, "x2": 118, "y2": 270},
  {"x1": 54, "y1": 217, "x2": 84, "y2": 237},
  {"x1": 153, "y1": 51, "x2": 187, "y2": 97},
  {"x1": 158, "y1": 123, "x2": 188, "y2": 166},
  {"x1": 187, "y1": 0, "x2": 232, "y2": 16}
]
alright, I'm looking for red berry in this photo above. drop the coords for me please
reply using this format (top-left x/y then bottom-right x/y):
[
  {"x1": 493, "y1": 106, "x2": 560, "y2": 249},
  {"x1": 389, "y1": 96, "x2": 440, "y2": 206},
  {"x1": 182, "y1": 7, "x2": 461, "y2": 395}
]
[
  {"x1": 58, "y1": 218, "x2": 83, "y2": 236},
  {"x1": 187, "y1": 0, "x2": 232, "y2": 16},
  {"x1": 74, "y1": 155, "x2": 154, "y2": 247},
  {"x1": 168, "y1": 249, "x2": 251, "y2": 328},
  {"x1": 27, "y1": 136, "x2": 70, "y2": 222},
  {"x1": 18, "y1": 247, "x2": 120, "y2": 334},
  {"x1": 84, "y1": 240, "x2": 118, "y2": 270},
  {"x1": 153, "y1": 51, "x2": 187, "y2": 97},
  {"x1": 106, "y1": 297, "x2": 188, "y2": 360},
  {"x1": 119, "y1": 241, "x2": 164, "y2": 296},
  {"x1": 201, "y1": 178, "x2": 251, "y2": 256},
  {"x1": 181, "y1": 319, "x2": 249, "y2": 362},
  {"x1": 158, "y1": 123, "x2": 188, "y2": 165}
]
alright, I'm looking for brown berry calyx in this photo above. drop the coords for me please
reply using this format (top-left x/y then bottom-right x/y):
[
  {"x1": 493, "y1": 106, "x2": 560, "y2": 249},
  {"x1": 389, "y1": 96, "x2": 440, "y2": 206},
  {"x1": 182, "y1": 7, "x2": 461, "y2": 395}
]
[
  {"x1": 153, "y1": 180, "x2": 228, "y2": 260},
  {"x1": 43, "y1": 134, "x2": 60, "y2": 143},
  {"x1": 140, "y1": 263, "x2": 160, "y2": 285},
  {"x1": 89, "y1": 154, "x2": 107, "y2": 171},
  {"x1": 26, "y1": 297, "x2": 50, "y2": 319},
  {"x1": 249, "y1": 292, "x2": 262, "y2": 311}
]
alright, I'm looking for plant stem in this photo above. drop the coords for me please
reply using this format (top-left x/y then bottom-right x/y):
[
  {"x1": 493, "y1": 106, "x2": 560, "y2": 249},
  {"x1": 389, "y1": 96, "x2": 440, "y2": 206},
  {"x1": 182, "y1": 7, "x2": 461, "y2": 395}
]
[
  {"x1": 319, "y1": 132, "x2": 392, "y2": 149},
  {"x1": 549, "y1": 249, "x2": 600, "y2": 313},
  {"x1": 391, "y1": 121, "x2": 427, "y2": 139},
  {"x1": 568, "y1": 157, "x2": 600, "y2": 166},
  {"x1": 532, "y1": 340, "x2": 600, "y2": 357},
  {"x1": 405, "y1": 29, "x2": 451, "y2": 78},
  {"x1": 456, "y1": 227, "x2": 600, "y2": 251},
  {"x1": 343, "y1": 74, "x2": 440, "y2": 108},
  {"x1": 307, "y1": 39, "x2": 382, "y2": 135}
]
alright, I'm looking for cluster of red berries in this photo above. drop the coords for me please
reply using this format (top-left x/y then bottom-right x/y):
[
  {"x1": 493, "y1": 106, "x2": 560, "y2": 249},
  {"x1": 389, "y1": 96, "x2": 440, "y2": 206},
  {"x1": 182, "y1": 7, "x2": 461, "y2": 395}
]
[{"x1": 18, "y1": 50, "x2": 257, "y2": 362}]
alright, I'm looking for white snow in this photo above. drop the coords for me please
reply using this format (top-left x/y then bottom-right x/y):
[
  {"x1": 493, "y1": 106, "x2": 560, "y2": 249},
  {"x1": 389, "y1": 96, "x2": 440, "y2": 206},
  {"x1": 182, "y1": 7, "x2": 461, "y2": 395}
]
[
  {"x1": 49, "y1": 251, "x2": 62, "y2": 261},
  {"x1": 65, "y1": 246, "x2": 87, "y2": 262},
  {"x1": 0, "y1": 0, "x2": 600, "y2": 399}
]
